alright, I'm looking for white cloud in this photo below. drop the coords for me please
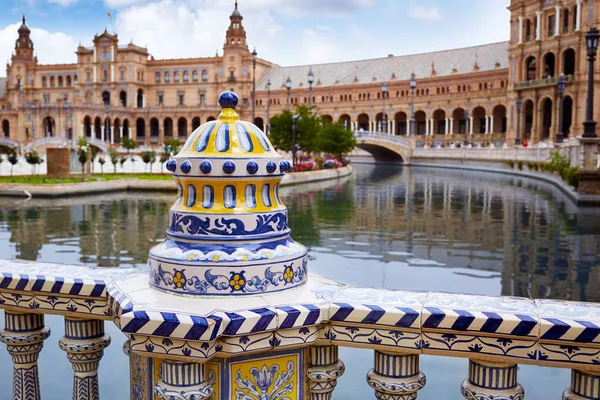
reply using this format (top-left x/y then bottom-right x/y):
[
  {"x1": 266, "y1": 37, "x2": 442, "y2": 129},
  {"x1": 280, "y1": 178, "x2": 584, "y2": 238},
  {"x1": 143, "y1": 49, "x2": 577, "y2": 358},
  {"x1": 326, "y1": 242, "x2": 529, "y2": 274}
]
[
  {"x1": 408, "y1": 4, "x2": 442, "y2": 21},
  {"x1": 0, "y1": 23, "x2": 78, "y2": 76},
  {"x1": 46, "y1": 0, "x2": 81, "y2": 6}
]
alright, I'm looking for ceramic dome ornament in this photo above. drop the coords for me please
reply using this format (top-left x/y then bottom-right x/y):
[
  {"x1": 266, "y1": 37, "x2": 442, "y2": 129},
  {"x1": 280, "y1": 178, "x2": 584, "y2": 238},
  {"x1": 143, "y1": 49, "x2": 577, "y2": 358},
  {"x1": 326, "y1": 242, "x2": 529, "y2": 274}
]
[{"x1": 149, "y1": 91, "x2": 305, "y2": 296}]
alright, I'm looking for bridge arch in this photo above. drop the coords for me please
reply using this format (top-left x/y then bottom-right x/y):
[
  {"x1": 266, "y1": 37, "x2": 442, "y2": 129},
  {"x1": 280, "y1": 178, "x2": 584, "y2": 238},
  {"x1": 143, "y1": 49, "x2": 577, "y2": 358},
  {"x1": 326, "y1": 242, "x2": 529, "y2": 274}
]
[{"x1": 354, "y1": 133, "x2": 410, "y2": 163}]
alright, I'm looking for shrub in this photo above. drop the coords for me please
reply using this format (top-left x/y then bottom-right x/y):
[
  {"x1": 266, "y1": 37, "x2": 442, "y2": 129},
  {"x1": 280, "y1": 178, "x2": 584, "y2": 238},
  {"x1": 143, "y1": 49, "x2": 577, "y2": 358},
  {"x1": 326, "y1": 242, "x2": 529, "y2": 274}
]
[
  {"x1": 7, "y1": 152, "x2": 18, "y2": 176},
  {"x1": 98, "y1": 156, "x2": 106, "y2": 174},
  {"x1": 517, "y1": 161, "x2": 523, "y2": 170},
  {"x1": 24, "y1": 150, "x2": 43, "y2": 175},
  {"x1": 108, "y1": 146, "x2": 119, "y2": 174},
  {"x1": 506, "y1": 160, "x2": 514, "y2": 168}
]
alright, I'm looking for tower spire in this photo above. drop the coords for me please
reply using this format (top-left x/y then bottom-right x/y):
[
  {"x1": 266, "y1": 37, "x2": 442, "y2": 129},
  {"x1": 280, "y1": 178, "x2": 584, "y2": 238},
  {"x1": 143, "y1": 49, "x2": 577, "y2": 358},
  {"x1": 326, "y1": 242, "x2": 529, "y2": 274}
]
[{"x1": 22, "y1": 14, "x2": 25, "y2": 24}]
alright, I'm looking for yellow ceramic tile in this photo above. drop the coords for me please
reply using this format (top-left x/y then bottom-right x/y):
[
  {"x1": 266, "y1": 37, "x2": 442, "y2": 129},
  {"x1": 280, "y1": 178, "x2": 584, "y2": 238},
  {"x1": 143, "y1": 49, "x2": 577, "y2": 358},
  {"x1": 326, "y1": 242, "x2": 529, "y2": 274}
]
[
  {"x1": 230, "y1": 354, "x2": 299, "y2": 400},
  {"x1": 207, "y1": 362, "x2": 221, "y2": 399}
]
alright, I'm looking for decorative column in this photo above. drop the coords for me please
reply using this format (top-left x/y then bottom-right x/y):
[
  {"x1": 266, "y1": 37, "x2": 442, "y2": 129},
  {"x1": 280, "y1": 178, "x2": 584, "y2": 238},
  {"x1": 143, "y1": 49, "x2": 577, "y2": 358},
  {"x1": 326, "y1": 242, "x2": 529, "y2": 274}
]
[
  {"x1": 469, "y1": 116, "x2": 474, "y2": 134},
  {"x1": 0, "y1": 312, "x2": 50, "y2": 400},
  {"x1": 490, "y1": 115, "x2": 495, "y2": 134},
  {"x1": 367, "y1": 351, "x2": 426, "y2": 400},
  {"x1": 460, "y1": 360, "x2": 523, "y2": 400},
  {"x1": 307, "y1": 345, "x2": 345, "y2": 400},
  {"x1": 518, "y1": 16, "x2": 523, "y2": 44},
  {"x1": 563, "y1": 369, "x2": 600, "y2": 399},
  {"x1": 449, "y1": 118, "x2": 454, "y2": 135},
  {"x1": 536, "y1": 11, "x2": 542, "y2": 40},
  {"x1": 119, "y1": 126, "x2": 123, "y2": 141},
  {"x1": 59, "y1": 318, "x2": 111, "y2": 400},
  {"x1": 110, "y1": 126, "x2": 114, "y2": 144},
  {"x1": 391, "y1": 120, "x2": 396, "y2": 135},
  {"x1": 556, "y1": 5, "x2": 561, "y2": 36},
  {"x1": 155, "y1": 360, "x2": 213, "y2": 400},
  {"x1": 485, "y1": 117, "x2": 489, "y2": 134},
  {"x1": 576, "y1": 0, "x2": 582, "y2": 31}
]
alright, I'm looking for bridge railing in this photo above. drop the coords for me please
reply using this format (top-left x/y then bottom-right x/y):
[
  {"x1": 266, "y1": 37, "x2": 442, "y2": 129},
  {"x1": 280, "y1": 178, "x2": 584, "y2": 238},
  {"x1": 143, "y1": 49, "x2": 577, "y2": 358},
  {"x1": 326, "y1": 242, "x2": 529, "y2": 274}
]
[
  {"x1": 0, "y1": 258, "x2": 599, "y2": 399},
  {"x1": 355, "y1": 131, "x2": 412, "y2": 148},
  {"x1": 412, "y1": 146, "x2": 557, "y2": 163}
]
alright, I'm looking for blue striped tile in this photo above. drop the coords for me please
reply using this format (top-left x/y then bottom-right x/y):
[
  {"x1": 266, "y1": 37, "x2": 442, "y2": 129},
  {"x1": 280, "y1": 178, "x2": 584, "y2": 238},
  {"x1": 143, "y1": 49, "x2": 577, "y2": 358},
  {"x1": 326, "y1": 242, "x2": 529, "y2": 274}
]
[
  {"x1": 184, "y1": 316, "x2": 210, "y2": 340},
  {"x1": 540, "y1": 318, "x2": 570, "y2": 339},
  {"x1": 511, "y1": 314, "x2": 537, "y2": 336},
  {"x1": 303, "y1": 304, "x2": 321, "y2": 325},
  {"x1": 480, "y1": 312, "x2": 503, "y2": 333},
  {"x1": 278, "y1": 306, "x2": 300, "y2": 329},
  {"x1": 423, "y1": 307, "x2": 445, "y2": 328},
  {"x1": 574, "y1": 321, "x2": 600, "y2": 343},
  {"x1": 451, "y1": 309, "x2": 475, "y2": 331},
  {"x1": 331, "y1": 303, "x2": 354, "y2": 322},
  {"x1": 395, "y1": 307, "x2": 420, "y2": 328},
  {"x1": 153, "y1": 312, "x2": 180, "y2": 336},
  {"x1": 362, "y1": 305, "x2": 386, "y2": 325},
  {"x1": 224, "y1": 312, "x2": 245, "y2": 335},
  {"x1": 250, "y1": 308, "x2": 276, "y2": 333},
  {"x1": 122, "y1": 311, "x2": 151, "y2": 333}
]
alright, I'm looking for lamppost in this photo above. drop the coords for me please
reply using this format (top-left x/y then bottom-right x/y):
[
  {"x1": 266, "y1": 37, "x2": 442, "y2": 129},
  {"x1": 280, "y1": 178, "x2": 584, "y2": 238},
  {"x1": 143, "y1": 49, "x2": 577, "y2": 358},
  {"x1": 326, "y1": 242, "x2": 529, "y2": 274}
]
[
  {"x1": 308, "y1": 68, "x2": 314, "y2": 110},
  {"x1": 381, "y1": 81, "x2": 388, "y2": 134},
  {"x1": 583, "y1": 28, "x2": 599, "y2": 138},
  {"x1": 266, "y1": 79, "x2": 271, "y2": 136},
  {"x1": 292, "y1": 114, "x2": 300, "y2": 168},
  {"x1": 251, "y1": 47, "x2": 257, "y2": 122},
  {"x1": 410, "y1": 74, "x2": 416, "y2": 137},
  {"x1": 515, "y1": 98, "x2": 523, "y2": 146},
  {"x1": 464, "y1": 108, "x2": 470, "y2": 145},
  {"x1": 556, "y1": 74, "x2": 567, "y2": 144},
  {"x1": 30, "y1": 103, "x2": 35, "y2": 141},
  {"x1": 285, "y1": 77, "x2": 292, "y2": 111}
]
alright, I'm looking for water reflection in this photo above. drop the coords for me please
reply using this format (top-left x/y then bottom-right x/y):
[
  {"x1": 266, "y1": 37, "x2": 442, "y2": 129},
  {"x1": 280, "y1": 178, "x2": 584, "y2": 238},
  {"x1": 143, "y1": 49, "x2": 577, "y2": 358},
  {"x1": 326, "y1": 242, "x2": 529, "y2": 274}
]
[{"x1": 0, "y1": 164, "x2": 599, "y2": 303}]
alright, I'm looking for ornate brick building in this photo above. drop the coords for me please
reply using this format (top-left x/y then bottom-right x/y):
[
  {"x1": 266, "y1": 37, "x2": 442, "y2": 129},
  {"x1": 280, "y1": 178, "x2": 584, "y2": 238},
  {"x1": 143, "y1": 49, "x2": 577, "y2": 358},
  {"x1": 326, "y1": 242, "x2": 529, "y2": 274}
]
[{"x1": 0, "y1": 0, "x2": 597, "y2": 150}]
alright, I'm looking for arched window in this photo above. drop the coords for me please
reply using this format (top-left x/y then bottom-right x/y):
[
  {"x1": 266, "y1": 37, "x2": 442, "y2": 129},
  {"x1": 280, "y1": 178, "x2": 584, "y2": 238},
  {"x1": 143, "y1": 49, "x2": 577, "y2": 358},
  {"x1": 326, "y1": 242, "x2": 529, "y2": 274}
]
[
  {"x1": 202, "y1": 70, "x2": 208, "y2": 82},
  {"x1": 103, "y1": 69, "x2": 108, "y2": 82},
  {"x1": 155, "y1": 72, "x2": 161, "y2": 83},
  {"x1": 58, "y1": 76, "x2": 63, "y2": 87},
  {"x1": 174, "y1": 71, "x2": 180, "y2": 83},
  {"x1": 165, "y1": 72, "x2": 170, "y2": 83},
  {"x1": 50, "y1": 76, "x2": 55, "y2": 87},
  {"x1": 563, "y1": 9, "x2": 570, "y2": 33},
  {"x1": 183, "y1": 71, "x2": 189, "y2": 82},
  {"x1": 66, "y1": 76, "x2": 72, "y2": 87},
  {"x1": 192, "y1": 70, "x2": 198, "y2": 82},
  {"x1": 42, "y1": 77, "x2": 47, "y2": 88}
]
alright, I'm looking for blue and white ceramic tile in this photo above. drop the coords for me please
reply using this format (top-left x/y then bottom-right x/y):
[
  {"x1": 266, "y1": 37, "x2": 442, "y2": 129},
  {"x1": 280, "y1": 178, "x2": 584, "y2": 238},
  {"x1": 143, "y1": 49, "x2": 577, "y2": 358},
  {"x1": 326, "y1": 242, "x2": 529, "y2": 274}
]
[
  {"x1": 329, "y1": 325, "x2": 422, "y2": 353},
  {"x1": 537, "y1": 299, "x2": 600, "y2": 344}
]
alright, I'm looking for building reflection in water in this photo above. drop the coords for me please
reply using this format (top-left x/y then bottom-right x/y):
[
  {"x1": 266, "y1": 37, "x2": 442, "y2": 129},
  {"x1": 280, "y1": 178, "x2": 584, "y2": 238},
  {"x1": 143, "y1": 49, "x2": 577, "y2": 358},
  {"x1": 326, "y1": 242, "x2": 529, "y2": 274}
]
[{"x1": 0, "y1": 165, "x2": 599, "y2": 302}]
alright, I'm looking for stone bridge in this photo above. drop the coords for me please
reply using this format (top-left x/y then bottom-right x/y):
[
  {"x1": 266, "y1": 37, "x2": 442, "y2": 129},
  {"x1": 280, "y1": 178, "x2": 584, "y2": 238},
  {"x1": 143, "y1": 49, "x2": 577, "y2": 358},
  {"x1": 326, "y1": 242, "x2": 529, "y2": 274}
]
[
  {"x1": 0, "y1": 137, "x2": 19, "y2": 150},
  {"x1": 354, "y1": 131, "x2": 412, "y2": 163}
]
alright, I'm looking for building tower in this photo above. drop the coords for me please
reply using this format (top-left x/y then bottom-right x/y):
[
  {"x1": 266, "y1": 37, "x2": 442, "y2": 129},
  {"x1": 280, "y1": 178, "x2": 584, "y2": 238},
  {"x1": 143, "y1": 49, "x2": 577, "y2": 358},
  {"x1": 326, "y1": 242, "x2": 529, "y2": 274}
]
[
  {"x1": 224, "y1": 1, "x2": 248, "y2": 52},
  {"x1": 14, "y1": 15, "x2": 34, "y2": 62}
]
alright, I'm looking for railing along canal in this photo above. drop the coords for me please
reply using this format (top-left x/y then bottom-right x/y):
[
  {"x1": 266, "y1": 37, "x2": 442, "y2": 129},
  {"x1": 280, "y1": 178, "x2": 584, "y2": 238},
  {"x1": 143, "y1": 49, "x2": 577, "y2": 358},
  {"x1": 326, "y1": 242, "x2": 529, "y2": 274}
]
[{"x1": 1, "y1": 92, "x2": 600, "y2": 400}]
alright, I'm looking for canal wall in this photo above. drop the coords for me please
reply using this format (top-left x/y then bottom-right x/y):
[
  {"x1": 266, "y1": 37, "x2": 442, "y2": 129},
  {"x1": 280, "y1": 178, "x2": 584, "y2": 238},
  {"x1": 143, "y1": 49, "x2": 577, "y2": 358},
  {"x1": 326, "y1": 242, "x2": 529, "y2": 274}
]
[
  {"x1": 0, "y1": 165, "x2": 353, "y2": 198},
  {"x1": 410, "y1": 157, "x2": 600, "y2": 206}
]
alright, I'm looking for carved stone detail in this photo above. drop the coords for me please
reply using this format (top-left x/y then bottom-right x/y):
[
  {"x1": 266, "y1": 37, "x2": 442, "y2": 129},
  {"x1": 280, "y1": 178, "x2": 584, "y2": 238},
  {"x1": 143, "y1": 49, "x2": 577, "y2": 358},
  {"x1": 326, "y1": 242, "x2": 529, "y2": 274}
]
[
  {"x1": 155, "y1": 360, "x2": 213, "y2": 400},
  {"x1": 367, "y1": 351, "x2": 425, "y2": 400},
  {"x1": 461, "y1": 359, "x2": 524, "y2": 400},
  {"x1": 0, "y1": 312, "x2": 50, "y2": 400},
  {"x1": 59, "y1": 318, "x2": 111, "y2": 400},
  {"x1": 307, "y1": 345, "x2": 345, "y2": 400}
]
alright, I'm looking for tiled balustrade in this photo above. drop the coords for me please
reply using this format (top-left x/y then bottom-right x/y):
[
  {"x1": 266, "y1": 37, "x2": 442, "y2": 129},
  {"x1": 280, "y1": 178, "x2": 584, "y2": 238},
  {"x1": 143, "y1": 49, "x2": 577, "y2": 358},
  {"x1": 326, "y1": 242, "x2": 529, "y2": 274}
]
[{"x1": 0, "y1": 258, "x2": 599, "y2": 399}]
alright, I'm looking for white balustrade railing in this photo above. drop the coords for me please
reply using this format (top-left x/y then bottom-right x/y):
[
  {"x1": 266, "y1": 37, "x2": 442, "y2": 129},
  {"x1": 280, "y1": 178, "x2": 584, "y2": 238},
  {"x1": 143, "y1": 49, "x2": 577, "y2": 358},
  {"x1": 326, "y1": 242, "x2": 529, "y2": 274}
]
[
  {"x1": 0, "y1": 258, "x2": 599, "y2": 399},
  {"x1": 413, "y1": 146, "x2": 556, "y2": 163},
  {"x1": 355, "y1": 131, "x2": 412, "y2": 148}
]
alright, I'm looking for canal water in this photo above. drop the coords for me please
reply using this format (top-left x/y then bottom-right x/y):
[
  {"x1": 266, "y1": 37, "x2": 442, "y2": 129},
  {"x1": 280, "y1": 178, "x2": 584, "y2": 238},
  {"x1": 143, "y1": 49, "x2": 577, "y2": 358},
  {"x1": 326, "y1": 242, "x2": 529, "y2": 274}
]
[{"x1": 0, "y1": 164, "x2": 599, "y2": 399}]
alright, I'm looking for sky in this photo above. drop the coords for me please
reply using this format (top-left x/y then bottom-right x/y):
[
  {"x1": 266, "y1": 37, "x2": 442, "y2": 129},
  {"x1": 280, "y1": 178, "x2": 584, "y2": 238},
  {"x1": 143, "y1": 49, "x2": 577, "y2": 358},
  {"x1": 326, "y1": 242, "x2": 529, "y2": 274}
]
[{"x1": 0, "y1": 0, "x2": 510, "y2": 77}]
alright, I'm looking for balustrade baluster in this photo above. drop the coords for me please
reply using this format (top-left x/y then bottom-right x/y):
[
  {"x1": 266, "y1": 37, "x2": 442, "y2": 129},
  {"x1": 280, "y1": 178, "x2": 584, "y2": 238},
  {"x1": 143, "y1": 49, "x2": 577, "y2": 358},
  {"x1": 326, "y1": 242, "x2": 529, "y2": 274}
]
[
  {"x1": 460, "y1": 359, "x2": 523, "y2": 400},
  {"x1": 367, "y1": 351, "x2": 425, "y2": 400},
  {"x1": 307, "y1": 345, "x2": 345, "y2": 400},
  {"x1": 59, "y1": 318, "x2": 111, "y2": 400},
  {"x1": 563, "y1": 369, "x2": 600, "y2": 400},
  {"x1": 155, "y1": 360, "x2": 213, "y2": 400},
  {"x1": 0, "y1": 312, "x2": 50, "y2": 400}
]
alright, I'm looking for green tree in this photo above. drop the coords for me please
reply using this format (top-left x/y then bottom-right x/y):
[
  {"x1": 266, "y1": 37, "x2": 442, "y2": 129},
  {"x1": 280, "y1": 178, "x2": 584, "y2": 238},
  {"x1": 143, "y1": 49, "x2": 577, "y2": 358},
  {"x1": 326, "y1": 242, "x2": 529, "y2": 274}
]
[
  {"x1": 164, "y1": 138, "x2": 182, "y2": 155},
  {"x1": 269, "y1": 106, "x2": 320, "y2": 160},
  {"x1": 141, "y1": 150, "x2": 156, "y2": 174},
  {"x1": 7, "y1": 152, "x2": 18, "y2": 176},
  {"x1": 98, "y1": 156, "x2": 106, "y2": 174},
  {"x1": 24, "y1": 150, "x2": 42, "y2": 176},
  {"x1": 159, "y1": 152, "x2": 170, "y2": 174},
  {"x1": 318, "y1": 122, "x2": 356, "y2": 162},
  {"x1": 119, "y1": 156, "x2": 127, "y2": 171},
  {"x1": 77, "y1": 137, "x2": 89, "y2": 181},
  {"x1": 108, "y1": 146, "x2": 119, "y2": 174}
]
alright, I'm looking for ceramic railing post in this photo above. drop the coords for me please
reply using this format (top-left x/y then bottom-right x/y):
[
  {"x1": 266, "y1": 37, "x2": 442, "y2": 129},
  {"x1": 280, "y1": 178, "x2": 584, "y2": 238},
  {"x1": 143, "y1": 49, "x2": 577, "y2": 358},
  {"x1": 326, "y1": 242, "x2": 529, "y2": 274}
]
[
  {"x1": 155, "y1": 360, "x2": 213, "y2": 400},
  {"x1": 0, "y1": 312, "x2": 50, "y2": 400},
  {"x1": 367, "y1": 351, "x2": 426, "y2": 400},
  {"x1": 460, "y1": 360, "x2": 524, "y2": 400},
  {"x1": 307, "y1": 345, "x2": 345, "y2": 400},
  {"x1": 563, "y1": 369, "x2": 600, "y2": 400},
  {"x1": 59, "y1": 318, "x2": 111, "y2": 400}
]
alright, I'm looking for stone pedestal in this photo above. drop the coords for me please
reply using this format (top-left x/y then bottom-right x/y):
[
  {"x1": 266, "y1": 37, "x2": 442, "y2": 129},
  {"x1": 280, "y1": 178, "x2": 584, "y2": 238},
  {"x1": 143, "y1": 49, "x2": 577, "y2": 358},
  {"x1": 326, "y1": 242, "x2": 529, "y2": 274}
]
[
  {"x1": 576, "y1": 171, "x2": 600, "y2": 195},
  {"x1": 578, "y1": 137, "x2": 600, "y2": 170},
  {"x1": 46, "y1": 148, "x2": 71, "y2": 177}
]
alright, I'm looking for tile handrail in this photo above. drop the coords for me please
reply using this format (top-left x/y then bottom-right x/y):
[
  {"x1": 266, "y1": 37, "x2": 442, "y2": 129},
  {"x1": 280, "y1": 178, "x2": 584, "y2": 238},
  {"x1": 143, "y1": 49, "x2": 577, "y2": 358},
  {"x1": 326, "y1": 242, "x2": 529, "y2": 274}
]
[{"x1": 0, "y1": 258, "x2": 599, "y2": 399}]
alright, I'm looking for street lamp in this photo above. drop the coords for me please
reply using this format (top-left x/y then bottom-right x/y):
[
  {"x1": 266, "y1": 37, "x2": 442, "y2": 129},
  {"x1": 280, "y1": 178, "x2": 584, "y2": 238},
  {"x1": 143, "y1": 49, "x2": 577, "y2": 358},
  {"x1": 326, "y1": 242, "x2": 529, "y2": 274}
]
[
  {"x1": 251, "y1": 47, "x2": 257, "y2": 122},
  {"x1": 464, "y1": 108, "x2": 470, "y2": 145},
  {"x1": 515, "y1": 98, "x2": 523, "y2": 146},
  {"x1": 307, "y1": 68, "x2": 314, "y2": 110},
  {"x1": 292, "y1": 114, "x2": 300, "y2": 168},
  {"x1": 583, "y1": 28, "x2": 599, "y2": 138},
  {"x1": 285, "y1": 77, "x2": 292, "y2": 110},
  {"x1": 410, "y1": 74, "x2": 416, "y2": 137},
  {"x1": 266, "y1": 79, "x2": 271, "y2": 136},
  {"x1": 556, "y1": 74, "x2": 567, "y2": 143},
  {"x1": 381, "y1": 81, "x2": 388, "y2": 134}
]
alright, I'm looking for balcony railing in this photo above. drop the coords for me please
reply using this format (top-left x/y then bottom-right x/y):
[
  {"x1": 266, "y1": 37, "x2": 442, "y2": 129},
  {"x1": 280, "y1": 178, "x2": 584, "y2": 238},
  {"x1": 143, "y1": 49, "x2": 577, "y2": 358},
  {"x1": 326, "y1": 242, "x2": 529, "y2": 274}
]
[
  {"x1": 515, "y1": 74, "x2": 574, "y2": 90},
  {"x1": 0, "y1": 258, "x2": 599, "y2": 399}
]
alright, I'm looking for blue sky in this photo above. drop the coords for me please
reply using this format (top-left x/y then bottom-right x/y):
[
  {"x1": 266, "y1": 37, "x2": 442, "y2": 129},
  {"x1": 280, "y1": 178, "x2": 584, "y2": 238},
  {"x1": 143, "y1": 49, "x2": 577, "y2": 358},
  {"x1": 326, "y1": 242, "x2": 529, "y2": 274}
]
[{"x1": 0, "y1": 0, "x2": 510, "y2": 76}]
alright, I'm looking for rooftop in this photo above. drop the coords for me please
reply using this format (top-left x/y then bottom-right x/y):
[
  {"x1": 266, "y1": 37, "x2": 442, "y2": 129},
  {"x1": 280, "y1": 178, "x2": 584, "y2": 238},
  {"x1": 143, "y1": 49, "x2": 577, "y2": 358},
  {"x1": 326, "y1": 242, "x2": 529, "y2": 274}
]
[{"x1": 257, "y1": 41, "x2": 508, "y2": 91}]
